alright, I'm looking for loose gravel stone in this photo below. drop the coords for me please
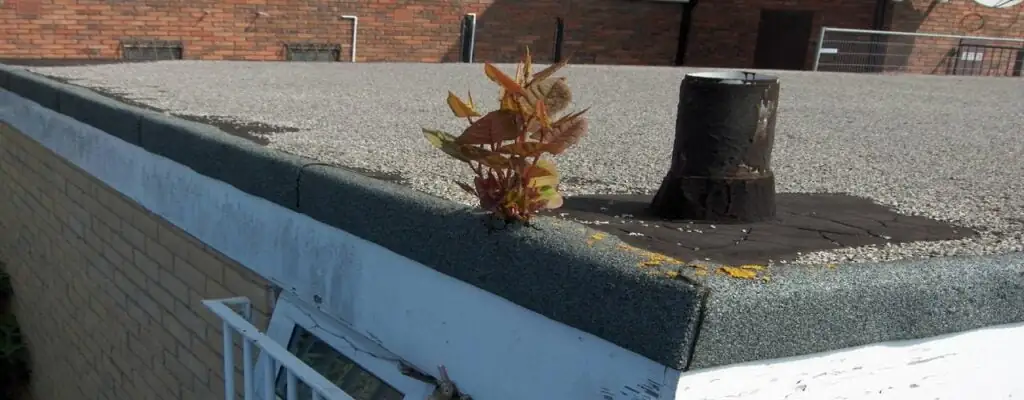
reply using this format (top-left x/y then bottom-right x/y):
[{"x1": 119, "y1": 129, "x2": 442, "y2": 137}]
[{"x1": 26, "y1": 61, "x2": 1024, "y2": 265}]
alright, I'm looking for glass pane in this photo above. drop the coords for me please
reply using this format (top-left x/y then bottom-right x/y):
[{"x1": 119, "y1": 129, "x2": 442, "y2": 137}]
[{"x1": 275, "y1": 326, "x2": 405, "y2": 400}]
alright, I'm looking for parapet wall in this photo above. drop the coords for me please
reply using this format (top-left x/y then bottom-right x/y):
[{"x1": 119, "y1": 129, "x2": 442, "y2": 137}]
[{"x1": 0, "y1": 64, "x2": 707, "y2": 372}]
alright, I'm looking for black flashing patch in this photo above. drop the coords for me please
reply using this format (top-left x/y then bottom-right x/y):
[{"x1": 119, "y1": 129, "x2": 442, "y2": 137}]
[{"x1": 548, "y1": 192, "x2": 978, "y2": 265}]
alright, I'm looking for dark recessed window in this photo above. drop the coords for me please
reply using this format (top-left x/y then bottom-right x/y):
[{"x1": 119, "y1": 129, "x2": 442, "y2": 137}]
[
  {"x1": 120, "y1": 40, "x2": 184, "y2": 61},
  {"x1": 275, "y1": 325, "x2": 404, "y2": 400},
  {"x1": 284, "y1": 43, "x2": 342, "y2": 62}
]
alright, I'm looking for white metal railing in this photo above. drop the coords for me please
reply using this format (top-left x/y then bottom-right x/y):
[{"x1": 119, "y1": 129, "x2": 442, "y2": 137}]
[
  {"x1": 202, "y1": 297, "x2": 355, "y2": 400},
  {"x1": 812, "y1": 27, "x2": 1024, "y2": 77}
]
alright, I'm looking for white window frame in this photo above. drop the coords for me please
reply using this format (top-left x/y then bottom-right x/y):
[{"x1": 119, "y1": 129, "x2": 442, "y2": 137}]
[{"x1": 255, "y1": 293, "x2": 436, "y2": 400}]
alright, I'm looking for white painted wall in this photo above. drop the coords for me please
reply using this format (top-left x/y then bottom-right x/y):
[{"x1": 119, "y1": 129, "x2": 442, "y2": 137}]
[{"x1": 2, "y1": 88, "x2": 1022, "y2": 400}]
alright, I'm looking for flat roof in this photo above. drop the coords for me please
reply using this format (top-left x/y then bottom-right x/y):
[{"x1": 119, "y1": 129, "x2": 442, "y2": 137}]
[
  {"x1": 16, "y1": 61, "x2": 1024, "y2": 370},
  {"x1": 28, "y1": 61, "x2": 1024, "y2": 264}
]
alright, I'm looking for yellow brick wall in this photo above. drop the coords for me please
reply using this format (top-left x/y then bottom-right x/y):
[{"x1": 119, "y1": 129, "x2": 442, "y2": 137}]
[{"x1": 0, "y1": 123, "x2": 276, "y2": 400}]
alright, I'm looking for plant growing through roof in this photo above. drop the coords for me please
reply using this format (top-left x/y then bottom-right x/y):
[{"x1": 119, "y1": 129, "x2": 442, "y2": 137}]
[{"x1": 422, "y1": 49, "x2": 589, "y2": 225}]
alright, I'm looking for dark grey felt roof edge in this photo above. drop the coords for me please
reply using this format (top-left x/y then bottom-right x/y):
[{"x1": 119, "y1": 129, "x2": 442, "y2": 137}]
[
  {"x1": 689, "y1": 251, "x2": 1024, "y2": 369},
  {"x1": 0, "y1": 64, "x2": 709, "y2": 369}
]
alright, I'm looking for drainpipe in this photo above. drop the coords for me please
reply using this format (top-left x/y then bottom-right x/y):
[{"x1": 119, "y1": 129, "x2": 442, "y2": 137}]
[
  {"x1": 341, "y1": 15, "x2": 358, "y2": 62},
  {"x1": 461, "y1": 13, "x2": 478, "y2": 62},
  {"x1": 553, "y1": 17, "x2": 565, "y2": 63},
  {"x1": 871, "y1": 0, "x2": 888, "y2": 30},
  {"x1": 868, "y1": 0, "x2": 889, "y2": 72},
  {"x1": 675, "y1": 0, "x2": 698, "y2": 66}
]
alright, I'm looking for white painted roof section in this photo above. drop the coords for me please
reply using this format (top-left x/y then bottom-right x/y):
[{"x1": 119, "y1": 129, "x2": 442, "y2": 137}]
[{"x1": 676, "y1": 322, "x2": 1024, "y2": 399}]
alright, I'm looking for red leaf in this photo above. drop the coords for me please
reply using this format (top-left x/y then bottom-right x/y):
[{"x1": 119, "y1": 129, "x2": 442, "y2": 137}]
[{"x1": 456, "y1": 110, "x2": 522, "y2": 145}]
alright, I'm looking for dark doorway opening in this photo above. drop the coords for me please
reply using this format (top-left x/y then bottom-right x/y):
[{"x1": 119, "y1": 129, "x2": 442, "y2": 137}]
[{"x1": 753, "y1": 10, "x2": 815, "y2": 70}]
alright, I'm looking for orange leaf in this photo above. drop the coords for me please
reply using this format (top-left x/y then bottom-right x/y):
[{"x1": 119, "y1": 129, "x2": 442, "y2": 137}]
[
  {"x1": 522, "y1": 47, "x2": 533, "y2": 84},
  {"x1": 500, "y1": 92, "x2": 520, "y2": 112},
  {"x1": 457, "y1": 110, "x2": 522, "y2": 145},
  {"x1": 515, "y1": 59, "x2": 526, "y2": 87},
  {"x1": 446, "y1": 91, "x2": 480, "y2": 118},
  {"x1": 534, "y1": 96, "x2": 551, "y2": 128},
  {"x1": 484, "y1": 63, "x2": 525, "y2": 95}
]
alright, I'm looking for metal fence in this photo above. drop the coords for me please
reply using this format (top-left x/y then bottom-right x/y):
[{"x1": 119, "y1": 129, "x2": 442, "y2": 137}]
[
  {"x1": 812, "y1": 27, "x2": 1024, "y2": 77},
  {"x1": 203, "y1": 297, "x2": 355, "y2": 400}
]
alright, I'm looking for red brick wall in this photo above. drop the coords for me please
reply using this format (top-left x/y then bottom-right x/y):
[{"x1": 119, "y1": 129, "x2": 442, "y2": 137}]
[
  {"x1": 4, "y1": 0, "x2": 1017, "y2": 70},
  {"x1": 0, "y1": 0, "x2": 682, "y2": 65},
  {"x1": 683, "y1": 0, "x2": 879, "y2": 69},
  {"x1": 887, "y1": 0, "x2": 1024, "y2": 76}
]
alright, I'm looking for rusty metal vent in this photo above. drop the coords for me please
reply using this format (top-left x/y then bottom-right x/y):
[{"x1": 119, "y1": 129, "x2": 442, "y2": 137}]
[
  {"x1": 120, "y1": 39, "x2": 184, "y2": 61},
  {"x1": 284, "y1": 43, "x2": 342, "y2": 62}
]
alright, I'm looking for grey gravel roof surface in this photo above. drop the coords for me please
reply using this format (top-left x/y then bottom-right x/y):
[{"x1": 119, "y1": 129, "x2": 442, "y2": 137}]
[{"x1": 28, "y1": 61, "x2": 1024, "y2": 265}]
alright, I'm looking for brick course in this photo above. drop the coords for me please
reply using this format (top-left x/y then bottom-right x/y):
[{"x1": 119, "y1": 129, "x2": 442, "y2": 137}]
[
  {"x1": 1, "y1": 0, "x2": 1021, "y2": 69},
  {"x1": 0, "y1": 123, "x2": 273, "y2": 400},
  {"x1": 0, "y1": 0, "x2": 682, "y2": 65}
]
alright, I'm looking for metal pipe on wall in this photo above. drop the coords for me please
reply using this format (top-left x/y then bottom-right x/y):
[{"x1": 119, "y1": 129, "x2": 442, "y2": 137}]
[
  {"x1": 675, "y1": 0, "x2": 698, "y2": 66},
  {"x1": 341, "y1": 15, "x2": 358, "y2": 62},
  {"x1": 461, "y1": 13, "x2": 478, "y2": 62},
  {"x1": 553, "y1": 17, "x2": 565, "y2": 63}
]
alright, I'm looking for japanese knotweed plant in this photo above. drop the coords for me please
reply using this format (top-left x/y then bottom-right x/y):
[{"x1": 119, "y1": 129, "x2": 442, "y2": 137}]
[{"x1": 422, "y1": 50, "x2": 589, "y2": 225}]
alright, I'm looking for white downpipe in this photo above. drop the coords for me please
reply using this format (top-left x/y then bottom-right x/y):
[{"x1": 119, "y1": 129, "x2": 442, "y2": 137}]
[
  {"x1": 466, "y1": 13, "x2": 477, "y2": 63},
  {"x1": 341, "y1": 15, "x2": 358, "y2": 62}
]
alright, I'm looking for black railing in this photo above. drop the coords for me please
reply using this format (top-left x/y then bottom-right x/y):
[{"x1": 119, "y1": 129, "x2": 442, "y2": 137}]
[{"x1": 950, "y1": 40, "x2": 1023, "y2": 76}]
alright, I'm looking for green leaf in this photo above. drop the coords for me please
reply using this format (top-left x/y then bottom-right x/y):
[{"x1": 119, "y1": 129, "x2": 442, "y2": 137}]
[{"x1": 422, "y1": 128, "x2": 471, "y2": 163}]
